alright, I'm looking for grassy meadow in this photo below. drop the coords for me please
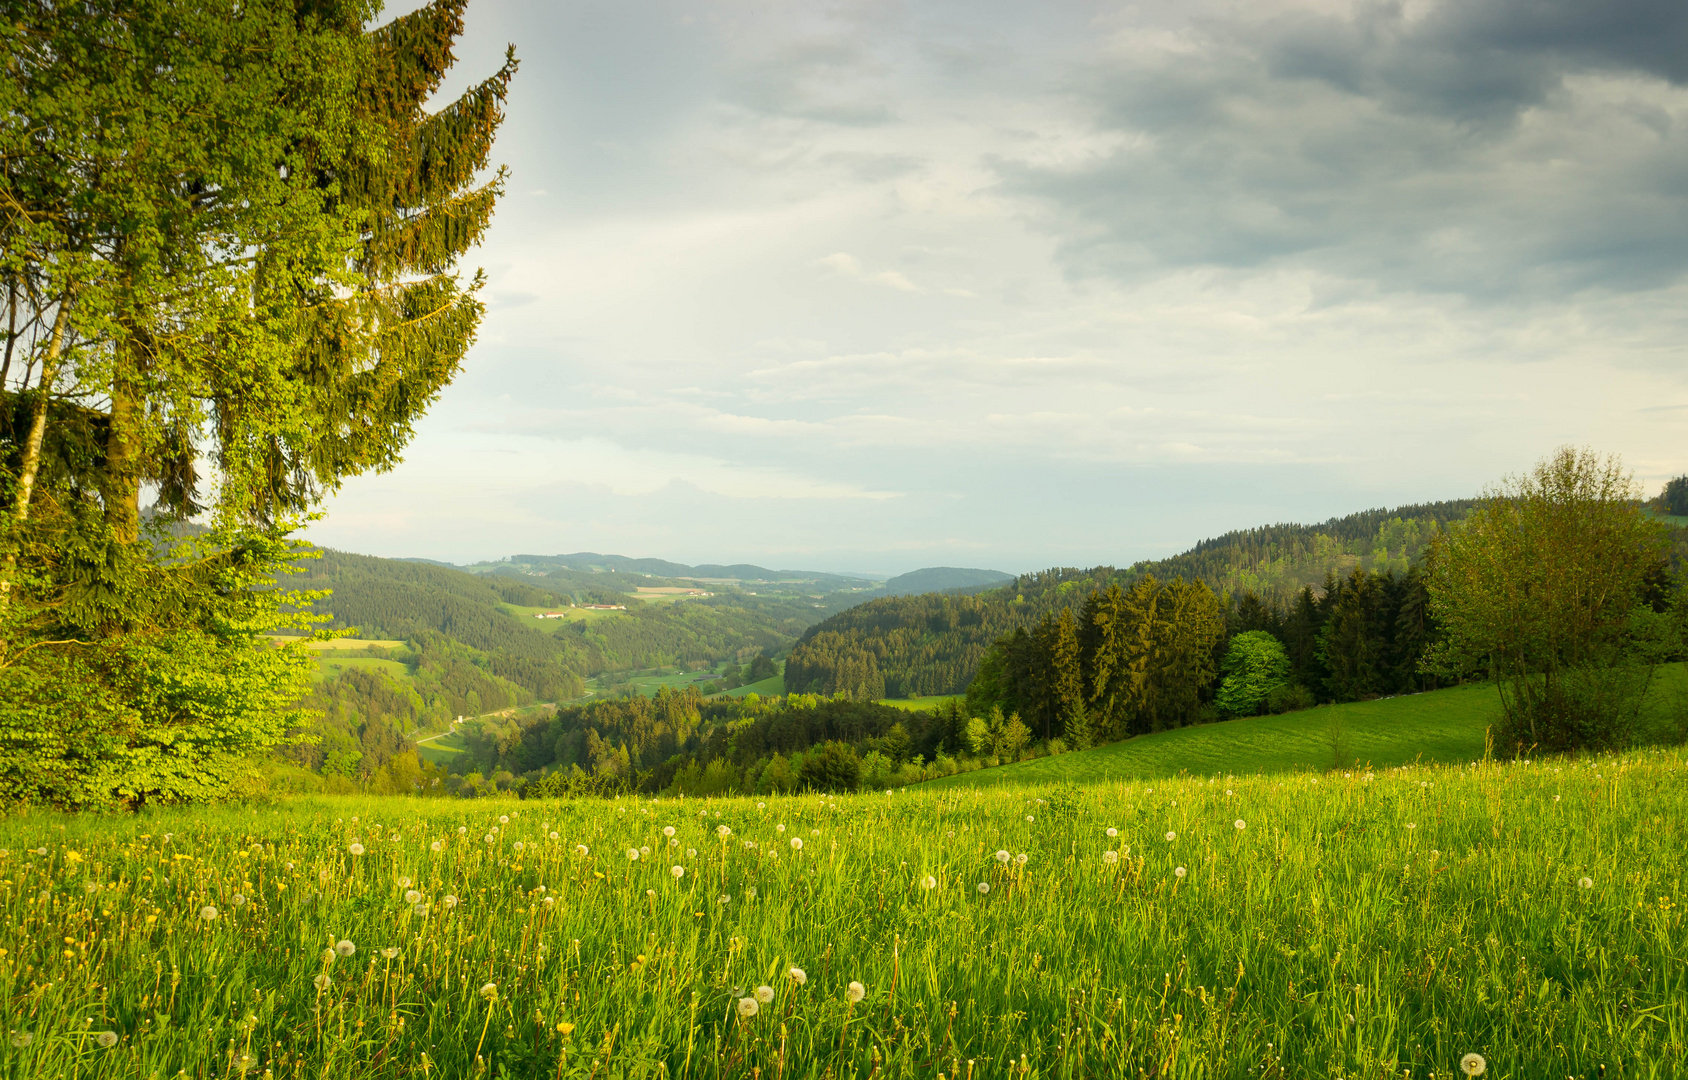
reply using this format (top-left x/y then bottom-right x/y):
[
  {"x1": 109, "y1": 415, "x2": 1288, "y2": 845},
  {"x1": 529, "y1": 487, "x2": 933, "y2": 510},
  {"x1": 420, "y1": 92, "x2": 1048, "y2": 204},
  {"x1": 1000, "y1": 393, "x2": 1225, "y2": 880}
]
[{"x1": 3, "y1": 750, "x2": 1685, "y2": 1077}]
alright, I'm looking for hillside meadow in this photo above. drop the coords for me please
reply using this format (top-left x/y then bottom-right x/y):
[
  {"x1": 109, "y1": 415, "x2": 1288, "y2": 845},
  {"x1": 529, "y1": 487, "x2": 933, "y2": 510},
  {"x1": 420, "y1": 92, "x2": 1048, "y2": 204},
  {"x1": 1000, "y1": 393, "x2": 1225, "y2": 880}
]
[{"x1": 2, "y1": 749, "x2": 1684, "y2": 1077}]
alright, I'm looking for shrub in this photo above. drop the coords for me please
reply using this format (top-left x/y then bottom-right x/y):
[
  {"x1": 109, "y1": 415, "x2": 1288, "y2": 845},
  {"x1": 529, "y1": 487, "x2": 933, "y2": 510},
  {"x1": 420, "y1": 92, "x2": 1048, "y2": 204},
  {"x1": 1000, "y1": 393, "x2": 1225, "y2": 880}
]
[
  {"x1": 798, "y1": 741, "x2": 861, "y2": 793},
  {"x1": 1266, "y1": 682, "x2": 1316, "y2": 714}
]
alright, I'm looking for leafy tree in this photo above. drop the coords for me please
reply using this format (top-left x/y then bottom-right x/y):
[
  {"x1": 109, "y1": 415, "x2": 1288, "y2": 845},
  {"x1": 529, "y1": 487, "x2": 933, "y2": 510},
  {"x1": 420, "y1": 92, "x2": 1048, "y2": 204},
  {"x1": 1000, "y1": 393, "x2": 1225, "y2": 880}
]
[
  {"x1": 799, "y1": 741, "x2": 861, "y2": 793},
  {"x1": 0, "y1": 0, "x2": 516, "y2": 807},
  {"x1": 1424, "y1": 447, "x2": 1672, "y2": 751},
  {"x1": 1215, "y1": 631, "x2": 1291, "y2": 717},
  {"x1": 1658, "y1": 476, "x2": 1688, "y2": 517}
]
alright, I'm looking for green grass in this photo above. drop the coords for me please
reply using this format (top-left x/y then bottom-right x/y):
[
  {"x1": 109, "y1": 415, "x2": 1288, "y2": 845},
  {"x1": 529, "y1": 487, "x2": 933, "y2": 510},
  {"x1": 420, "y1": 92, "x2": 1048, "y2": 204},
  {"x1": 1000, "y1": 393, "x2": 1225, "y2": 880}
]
[
  {"x1": 500, "y1": 602, "x2": 627, "y2": 626},
  {"x1": 4, "y1": 750, "x2": 1685, "y2": 1076},
  {"x1": 313, "y1": 657, "x2": 412, "y2": 684},
  {"x1": 711, "y1": 672, "x2": 784, "y2": 699},
  {"x1": 414, "y1": 731, "x2": 467, "y2": 765},
  {"x1": 878, "y1": 694, "x2": 963, "y2": 712},
  {"x1": 928, "y1": 665, "x2": 1688, "y2": 789}
]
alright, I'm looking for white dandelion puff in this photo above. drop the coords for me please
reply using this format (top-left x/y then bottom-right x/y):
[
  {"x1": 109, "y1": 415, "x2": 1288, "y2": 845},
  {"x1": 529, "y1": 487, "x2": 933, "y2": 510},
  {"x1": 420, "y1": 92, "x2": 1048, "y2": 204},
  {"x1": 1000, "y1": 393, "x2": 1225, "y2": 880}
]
[
  {"x1": 994, "y1": 850, "x2": 1010, "y2": 864},
  {"x1": 1165, "y1": 831, "x2": 1177, "y2": 842},
  {"x1": 348, "y1": 844, "x2": 365, "y2": 856},
  {"x1": 480, "y1": 983, "x2": 498, "y2": 1001},
  {"x1": 231, "y1": 894, "x2": 246, "y2": 907},
  {"x1": 412, "y1": 903, "x2": 430, "y2": 917},
  {"x1": 397, "y1": 876, "x2": 412, "y2": 888},
  {"x1": 499, "y1": 815, "x2": 509, "y2": 825},
  {"x1": 1174, "y1": 866, "x2": 1187, "y2": 878},
  {"x1": 755, "y1": 985, "x2": 774, "y2": 1004},
  {"x1": 549, "y1": 832, "x2": 560, "y2": 841},
  {"x1": 10, "y1": 1033, "x2": 32, "y2": 1048},
  {"x1": 199, "y1": 905, "x2": 219, "y2": 921},
  {"x1": 1103, "y1": 851, "x2": 1119, "y2": 864},
  {"x1": 671, "y1": 865, "x2": 685, "y2": 879},
  {"x1": 789, "y1": 966, "x2": 807, "y2": 984},
  {"x1": 790, "y1": 838, "x2": 803, "y2": 850},
  {"x1": 313, "y1": 974, "x2": 331, "y2": 991},
  {"x1": 737, "y1": 997, "x2": 759, "y2": 1018},
  {"x1": 1460, "y1": 1053, "x2": 1486, "y2": 1077},
  {"x1": 335, "y1": 940, "x2": 356, "y2": 957},
  {"x1": 575, "y1": 844, "x2": 589, "y2": 856},
  {"x1": 1234, "y1": 820, "x2": 1246, "y2": 831},
  {"x1": 1579, "y1": 876, "x2": 1594, "y2": 889},
  {"x1": 443, "y1": 895, "x2": 459, "y2": 908},
  {"x1": 777, "y1": 824, "x2": 786, "y2": 833},
  {"x1": 847, "y1": 981, "x2": 866, "y2": 1003},
  {"x1": 430, "y1": 841, "x2": 444, "y2": 852},
  {"x1": 664, "y1": 826, "x2": 676, "y2": 837},
  {"x1": 1015, "y1": 853, "x2": 1028, "y2": 866},
  {"x1": 1106, "y1": 828, "x2": 1118, "y2": 837},
  {"x1": 458, "y1": 827, "x2": 468, "y2": 836},
  {"x1": 484, "y1": 834, "x2": 496, "y2": 845},
  {"x1": 513, "y1": 842, "x2": 525, "y2": 853},
  {"x1": 922, "y1": 875, "x2": 937, "y2": 889},
  {"x1": 404, "y1": 890, "x2": 421, "y2": 904},
  {"x1": 716, "y1": 825, "x2": 731, "y2": 839},
  {"x1": 95, "y1": 1031, "x2": 118, "y2": 1048},
  {"x1": 381, "y1": 947, "x2": 399, "y2": 959},
  {"x1": 977, "y1": 882, "x2": 990, "y2": 894},
  {"x1": 1025, "y1": 815, "x2": 1034, "y2": 823},
  {"x1": 626, "y1": 849, "x2": 640, "y2": 861}
]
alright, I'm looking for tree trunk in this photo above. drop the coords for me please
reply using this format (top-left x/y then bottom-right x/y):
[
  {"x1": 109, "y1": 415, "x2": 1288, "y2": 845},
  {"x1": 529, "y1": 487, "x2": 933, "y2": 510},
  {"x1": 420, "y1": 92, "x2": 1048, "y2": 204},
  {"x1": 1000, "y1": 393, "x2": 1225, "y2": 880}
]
[
  {"x1": 103, "y1": 376, "x2": 143, "y2": 544},
  {"x1": 10, "y1": 301, "x2": 68, "y2": 528}
]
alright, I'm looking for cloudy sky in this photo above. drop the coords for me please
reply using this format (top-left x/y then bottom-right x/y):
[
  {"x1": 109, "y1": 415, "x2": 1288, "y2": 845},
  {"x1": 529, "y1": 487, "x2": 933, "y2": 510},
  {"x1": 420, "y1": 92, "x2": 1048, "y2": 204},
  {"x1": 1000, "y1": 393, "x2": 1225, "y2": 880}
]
[{"x1": 307, "y1": 0, "x2": 1688, "y2": 576}]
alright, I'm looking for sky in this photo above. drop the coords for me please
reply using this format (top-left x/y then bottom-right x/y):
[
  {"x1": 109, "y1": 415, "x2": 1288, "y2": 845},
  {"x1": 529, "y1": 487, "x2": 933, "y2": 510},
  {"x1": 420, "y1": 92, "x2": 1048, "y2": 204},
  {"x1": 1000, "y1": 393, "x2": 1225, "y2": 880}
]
[{"x1": 306, "y1": 0, "x2": 1688, "y2": 576}]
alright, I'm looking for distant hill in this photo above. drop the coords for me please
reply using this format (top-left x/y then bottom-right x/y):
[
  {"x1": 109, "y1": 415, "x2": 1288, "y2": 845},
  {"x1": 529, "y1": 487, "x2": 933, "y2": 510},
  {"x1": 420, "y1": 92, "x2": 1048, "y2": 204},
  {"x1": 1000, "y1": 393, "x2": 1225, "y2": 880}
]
[
  {"x1": 459, "y1": 552, "x2": 872, "y2": 590},
  {"x1": 876, "y1": 567, "x2": 1013, "y2": 596},
  {"x1": 783, "y1": 500, "x2": 1480, "y2": 699}
]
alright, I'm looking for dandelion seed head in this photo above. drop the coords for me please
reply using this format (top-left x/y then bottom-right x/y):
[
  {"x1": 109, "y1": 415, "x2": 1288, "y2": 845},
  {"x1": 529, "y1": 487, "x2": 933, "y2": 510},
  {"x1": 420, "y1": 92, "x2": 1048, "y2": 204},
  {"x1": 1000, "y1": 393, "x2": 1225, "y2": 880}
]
[
  {"x1": 664, "y1": 826, "x2": 676, "y2": 837},
  {"x1": 737, "y1": 997, "x2": 759, "y2": 1018},
  {"x1": 11, "y1": 1032, "x2": 33, "y2": 1048},
  {"x1": 335, "y1": 940, "x2": 356, "y2": 957},
  {"x1": 499, "y1": 815, "x2": 509, "y2": 825},
  {"x1": 790, "y1": 838, "x2": 803, "y2": 850},
  {"x1": 1015, "y1": 853, "x2": 1028, "y2": 866},
  {"x1": 1234, "y1": 820, "x2": 1246, "y2": 831},
  {"x1": 96, "y1": 1031, "x2": 118, "y2": 1048},
  {"x1": 430, "y1": 841, "x2": 444, "y2": 852},
  {"x1": 923, "y1": 875, "x2": 937, "y2": 888},
  {"x1": 397, "y1": 876, "x2": 412, "y2": 888},
  {"x1": 1174, "y1": 867, "x2": 1187, "y2": 878},
  {"x1": 1103, "y1": 851, "x2": 1119, "y2": 864},
  {"x1": 716, "y1": 825, "x2": 731, "y2": 839},
  {"x1": 755, "y1": 985, "x2": 774, "y2": 1004},
  {"x1": 199, "y1": 905, "x2": 219, "y2": 921},
  {"x1": 513, "y1": 842, "x2": 525, "y2": 852},
  {"x1": 484, "y1": 834, "x2": 496, "y2": 845},
  {"x1": 313, "y1": 974, "x2": 331, "y2": 991},
  {"x1": 671, "y1": 865, "x2": 685, "y2": 878},
  {"x1": 576, "y1": 844, "x2": 589, "y2": 856},
  {"x1": 977, "y1": 882, "x2": 990, "y2": 894},
  {"x1": 348, "y1": 844, "x2": 365, "y2": 856},
  {"x1": 789, "y1": 966, "x2": 807, "y2": 984},
  {"x1": 1460, "y1": 1053, "x2": 1486, "y2": 1076},
  {"x1": 1165, "y1": 831, "x2": 1177, "y2": 842},
  {"x1": 382, "y1": 947, "x2": 399, "y2": 959},
  {"x1": 847, "y1": 981, "x2": 866, "y2": 1002},
  {"x1": 1106, "y1": 827, "x2": 1118, "y2": 837},
  {"x1": 405, "y1": 890, "x2": 421, "y2": 904},
  {"x1": 231, "y1": 894, "x2": 246, "y2": 907},
  {"x1": 480, "y1": 983, "x2": 498, "y2": 1001},
  {"x1": 626, "y1": 849, "x2": 640, "y2": 861},
  {"x1": 995, "y1": 850, "x2": 1010, "y2": 864},
  {"x1": 1579, "y1": 876, "x2": 1594, "y2": 889}
]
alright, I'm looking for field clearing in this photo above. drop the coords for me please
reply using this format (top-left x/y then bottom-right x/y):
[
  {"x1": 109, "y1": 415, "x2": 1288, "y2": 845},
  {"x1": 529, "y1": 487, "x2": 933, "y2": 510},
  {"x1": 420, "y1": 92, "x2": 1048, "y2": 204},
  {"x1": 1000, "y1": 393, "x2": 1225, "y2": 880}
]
[
  {"x1": 712, "y1": 673, "x2": 784, "y2": 699},
  {"x1": 501, "y1": 603, "x2": 629, "y2": 626},
  {"x1": 931, "y1": 666, "x2": 1688, "y2": 788},
  {"x1": 312, "y1": 657, "x2": 412, "y2": 685},
  {"x1": 414, "y1": 731, "x2": 467, "y2": 765},
  {"x1": 2, "y1": 750, "x2": 1684, "y2": 1076},
  {"x1": 264, "y1": 637, "x2": 405, "y2": 652},
  {"x1": 878, "y1": 694, "x2": 963, "y2": 712}
]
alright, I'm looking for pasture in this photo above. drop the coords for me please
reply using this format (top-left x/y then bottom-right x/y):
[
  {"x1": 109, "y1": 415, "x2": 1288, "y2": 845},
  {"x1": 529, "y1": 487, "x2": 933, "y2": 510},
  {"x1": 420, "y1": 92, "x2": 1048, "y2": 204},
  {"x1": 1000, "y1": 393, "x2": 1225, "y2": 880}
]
[{"x1": 2, "y1": 750, "x2": 1684, "y2": 1077}]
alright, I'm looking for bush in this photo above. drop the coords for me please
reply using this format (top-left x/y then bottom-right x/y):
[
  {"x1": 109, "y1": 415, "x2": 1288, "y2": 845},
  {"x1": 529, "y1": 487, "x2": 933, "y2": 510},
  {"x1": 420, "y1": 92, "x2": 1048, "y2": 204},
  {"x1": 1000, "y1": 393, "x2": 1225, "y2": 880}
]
[
  {"x1": 1215, "y1": 631, "x2": 1292, "y2": 717},
  {"x1": 1266, "y1": 682, "x2": 1316, "y2": 714},
  {"x1": 798, "y1": 741, "x2": 861, "y2": 792}
]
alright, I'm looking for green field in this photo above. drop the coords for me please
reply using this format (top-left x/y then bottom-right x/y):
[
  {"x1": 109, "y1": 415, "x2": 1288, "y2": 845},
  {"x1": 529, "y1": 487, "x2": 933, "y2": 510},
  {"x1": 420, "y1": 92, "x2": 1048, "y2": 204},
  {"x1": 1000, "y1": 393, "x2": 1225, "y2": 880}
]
[
  {"x1": 711, "y1": 672, "x2": 784, "y2": 699},
  {"x1": 878, "y1": 694, "x2": 963, "y2": 712},
  {"x1": 501, "y1": 602, "x2": 627, "y2": 626},
  {"x1": 930, "y1": 667, "x2": 1688, "y2": 788},
  {"x1": 4, "y1": 749, "x2": 1684, "y2": 1077},
  {"x1": 313, "y1": 656, "x2": 413, "y2": 684},
  {"x1": 414, "y1": 730, "x2": 467, "y2": 765}
]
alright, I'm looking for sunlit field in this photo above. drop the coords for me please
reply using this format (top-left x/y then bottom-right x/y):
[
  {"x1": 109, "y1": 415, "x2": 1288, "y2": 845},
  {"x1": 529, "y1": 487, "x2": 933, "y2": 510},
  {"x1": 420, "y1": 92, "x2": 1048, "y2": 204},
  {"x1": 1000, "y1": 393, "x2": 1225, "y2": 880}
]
[{"x1": 2, "y1": 750, "x2": 1685, "y2": 1078}]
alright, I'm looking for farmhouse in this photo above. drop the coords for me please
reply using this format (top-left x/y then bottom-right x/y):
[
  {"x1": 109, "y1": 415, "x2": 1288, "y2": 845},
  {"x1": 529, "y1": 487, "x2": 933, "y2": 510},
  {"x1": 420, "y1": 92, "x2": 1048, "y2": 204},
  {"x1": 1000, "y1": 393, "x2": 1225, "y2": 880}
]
[{"x1": 533, "y1": 611, "x2": 570, "y2": 619}]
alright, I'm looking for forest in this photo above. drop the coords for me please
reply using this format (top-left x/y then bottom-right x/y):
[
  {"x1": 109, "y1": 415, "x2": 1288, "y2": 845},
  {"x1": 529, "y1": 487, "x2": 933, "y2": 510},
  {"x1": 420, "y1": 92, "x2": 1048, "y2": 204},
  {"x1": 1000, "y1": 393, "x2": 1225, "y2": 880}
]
[{"x1": 784, "y1": 502, "x2": 1478, "y2": 700}]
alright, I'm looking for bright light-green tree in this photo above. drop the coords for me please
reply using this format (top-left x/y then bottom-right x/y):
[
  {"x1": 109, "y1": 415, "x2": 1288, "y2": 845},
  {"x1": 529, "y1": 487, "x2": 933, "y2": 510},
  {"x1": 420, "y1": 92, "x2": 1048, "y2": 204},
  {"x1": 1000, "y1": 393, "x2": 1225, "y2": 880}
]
[
  {"x1": 0, "y1": 0, "x2": 516, "y2": 807},
  {"x1": 1215, "y1": 630, "x2": 1291, "y2": 717}
]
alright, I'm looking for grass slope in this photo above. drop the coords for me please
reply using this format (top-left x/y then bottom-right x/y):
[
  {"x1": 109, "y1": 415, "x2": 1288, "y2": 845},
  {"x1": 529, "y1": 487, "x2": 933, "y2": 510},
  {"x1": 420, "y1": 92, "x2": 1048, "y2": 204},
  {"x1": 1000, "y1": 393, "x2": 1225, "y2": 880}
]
[
  {"x1": 6, "y1": 751, "x2": 1683, "y2": 1076},
  {"x1": 932, "y1": 666, "x2": 1688, "y2": 788},
  {"x1": 879, "y1": 694, "x2": 964, "y2": 712}
]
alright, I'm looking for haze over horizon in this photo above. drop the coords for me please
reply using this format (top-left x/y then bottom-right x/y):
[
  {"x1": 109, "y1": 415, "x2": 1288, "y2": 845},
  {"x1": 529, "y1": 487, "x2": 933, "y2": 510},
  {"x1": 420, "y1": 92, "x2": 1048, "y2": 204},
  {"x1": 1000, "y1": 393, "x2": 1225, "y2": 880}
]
[{"x1": 305, "y1": 0, "x2": 1688, "y2": 576}]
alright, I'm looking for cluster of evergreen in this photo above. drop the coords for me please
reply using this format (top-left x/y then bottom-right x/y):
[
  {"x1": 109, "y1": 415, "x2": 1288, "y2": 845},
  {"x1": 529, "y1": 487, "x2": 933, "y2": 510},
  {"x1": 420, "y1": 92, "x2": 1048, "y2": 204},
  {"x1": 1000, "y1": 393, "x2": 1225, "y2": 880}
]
[{"x1": 784, "y1": 504, "x2": 1475, "y2": 701}]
